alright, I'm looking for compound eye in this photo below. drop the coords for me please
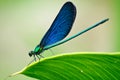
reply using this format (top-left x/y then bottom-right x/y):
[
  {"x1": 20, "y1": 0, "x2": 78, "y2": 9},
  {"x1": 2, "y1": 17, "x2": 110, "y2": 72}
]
[{"x1": 29, "y1": 51, "x2": 33, "y2": 57}]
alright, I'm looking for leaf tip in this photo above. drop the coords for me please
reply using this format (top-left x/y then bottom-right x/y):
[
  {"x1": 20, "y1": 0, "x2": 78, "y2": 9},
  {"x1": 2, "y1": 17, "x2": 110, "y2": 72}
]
[
  {"x1": 9, "y1": 65, "x2": 28, "y2": 77},
  {"x1": 9, "y1": 70, "x2": 21, "y2": 77}
]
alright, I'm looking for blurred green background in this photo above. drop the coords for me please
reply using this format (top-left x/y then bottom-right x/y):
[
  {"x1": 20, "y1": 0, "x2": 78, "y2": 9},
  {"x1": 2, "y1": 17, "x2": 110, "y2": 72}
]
[{"x1": 0, "y1": 0, "x2": 119, "y2": 80}]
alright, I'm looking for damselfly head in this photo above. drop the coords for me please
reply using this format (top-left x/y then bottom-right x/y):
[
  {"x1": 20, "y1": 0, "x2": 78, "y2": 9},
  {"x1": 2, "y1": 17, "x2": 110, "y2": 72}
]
[{"x1": 29, "y1": 51, "x2": 34, "y2": 57}]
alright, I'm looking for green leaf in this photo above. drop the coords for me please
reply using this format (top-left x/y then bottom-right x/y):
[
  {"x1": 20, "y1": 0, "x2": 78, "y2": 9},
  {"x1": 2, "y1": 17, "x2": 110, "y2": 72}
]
[{"x1": 11, "y1": 52, "x2": 120, "y2": 80}]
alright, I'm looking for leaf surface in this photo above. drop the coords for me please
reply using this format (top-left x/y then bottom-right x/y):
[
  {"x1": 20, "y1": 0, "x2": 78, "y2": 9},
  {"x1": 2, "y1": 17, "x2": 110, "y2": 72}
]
[{"x1": 12, "y1": 52, "x2": 120, "y2": 80}]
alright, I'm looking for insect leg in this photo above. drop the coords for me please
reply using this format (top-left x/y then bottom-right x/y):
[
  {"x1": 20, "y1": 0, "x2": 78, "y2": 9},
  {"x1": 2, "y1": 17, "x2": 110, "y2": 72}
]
[
  {"x1": 39, "y1": 54, "x2": 44, "y2": 58},
  {"x1": 36, "y1": 55, "x2": 40, "y2": 60},
  {"x1": 27, "y1": 59, "x2": 34, "y2": 65},
  {"x1": 33, "y1": 54, "x2": 36, "y2": 61}
]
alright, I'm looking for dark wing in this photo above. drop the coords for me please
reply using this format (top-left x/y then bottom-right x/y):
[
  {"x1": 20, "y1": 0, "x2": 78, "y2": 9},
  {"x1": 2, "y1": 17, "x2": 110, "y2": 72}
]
[{"x1": 40, "y1": 2, "x2": 76, "y2": 47}]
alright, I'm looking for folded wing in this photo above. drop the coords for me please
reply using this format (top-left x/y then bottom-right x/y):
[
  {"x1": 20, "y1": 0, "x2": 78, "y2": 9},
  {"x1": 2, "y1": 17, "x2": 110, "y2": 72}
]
[{"x1": 40, "y1": 2, "x2": 76, "y2": 48}]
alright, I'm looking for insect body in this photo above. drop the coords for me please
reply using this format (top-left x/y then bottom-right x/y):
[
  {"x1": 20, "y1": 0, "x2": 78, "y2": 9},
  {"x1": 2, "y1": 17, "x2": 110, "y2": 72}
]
[{"x1": 28, "y1": 1, "x2": 109, "y2": 61}]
